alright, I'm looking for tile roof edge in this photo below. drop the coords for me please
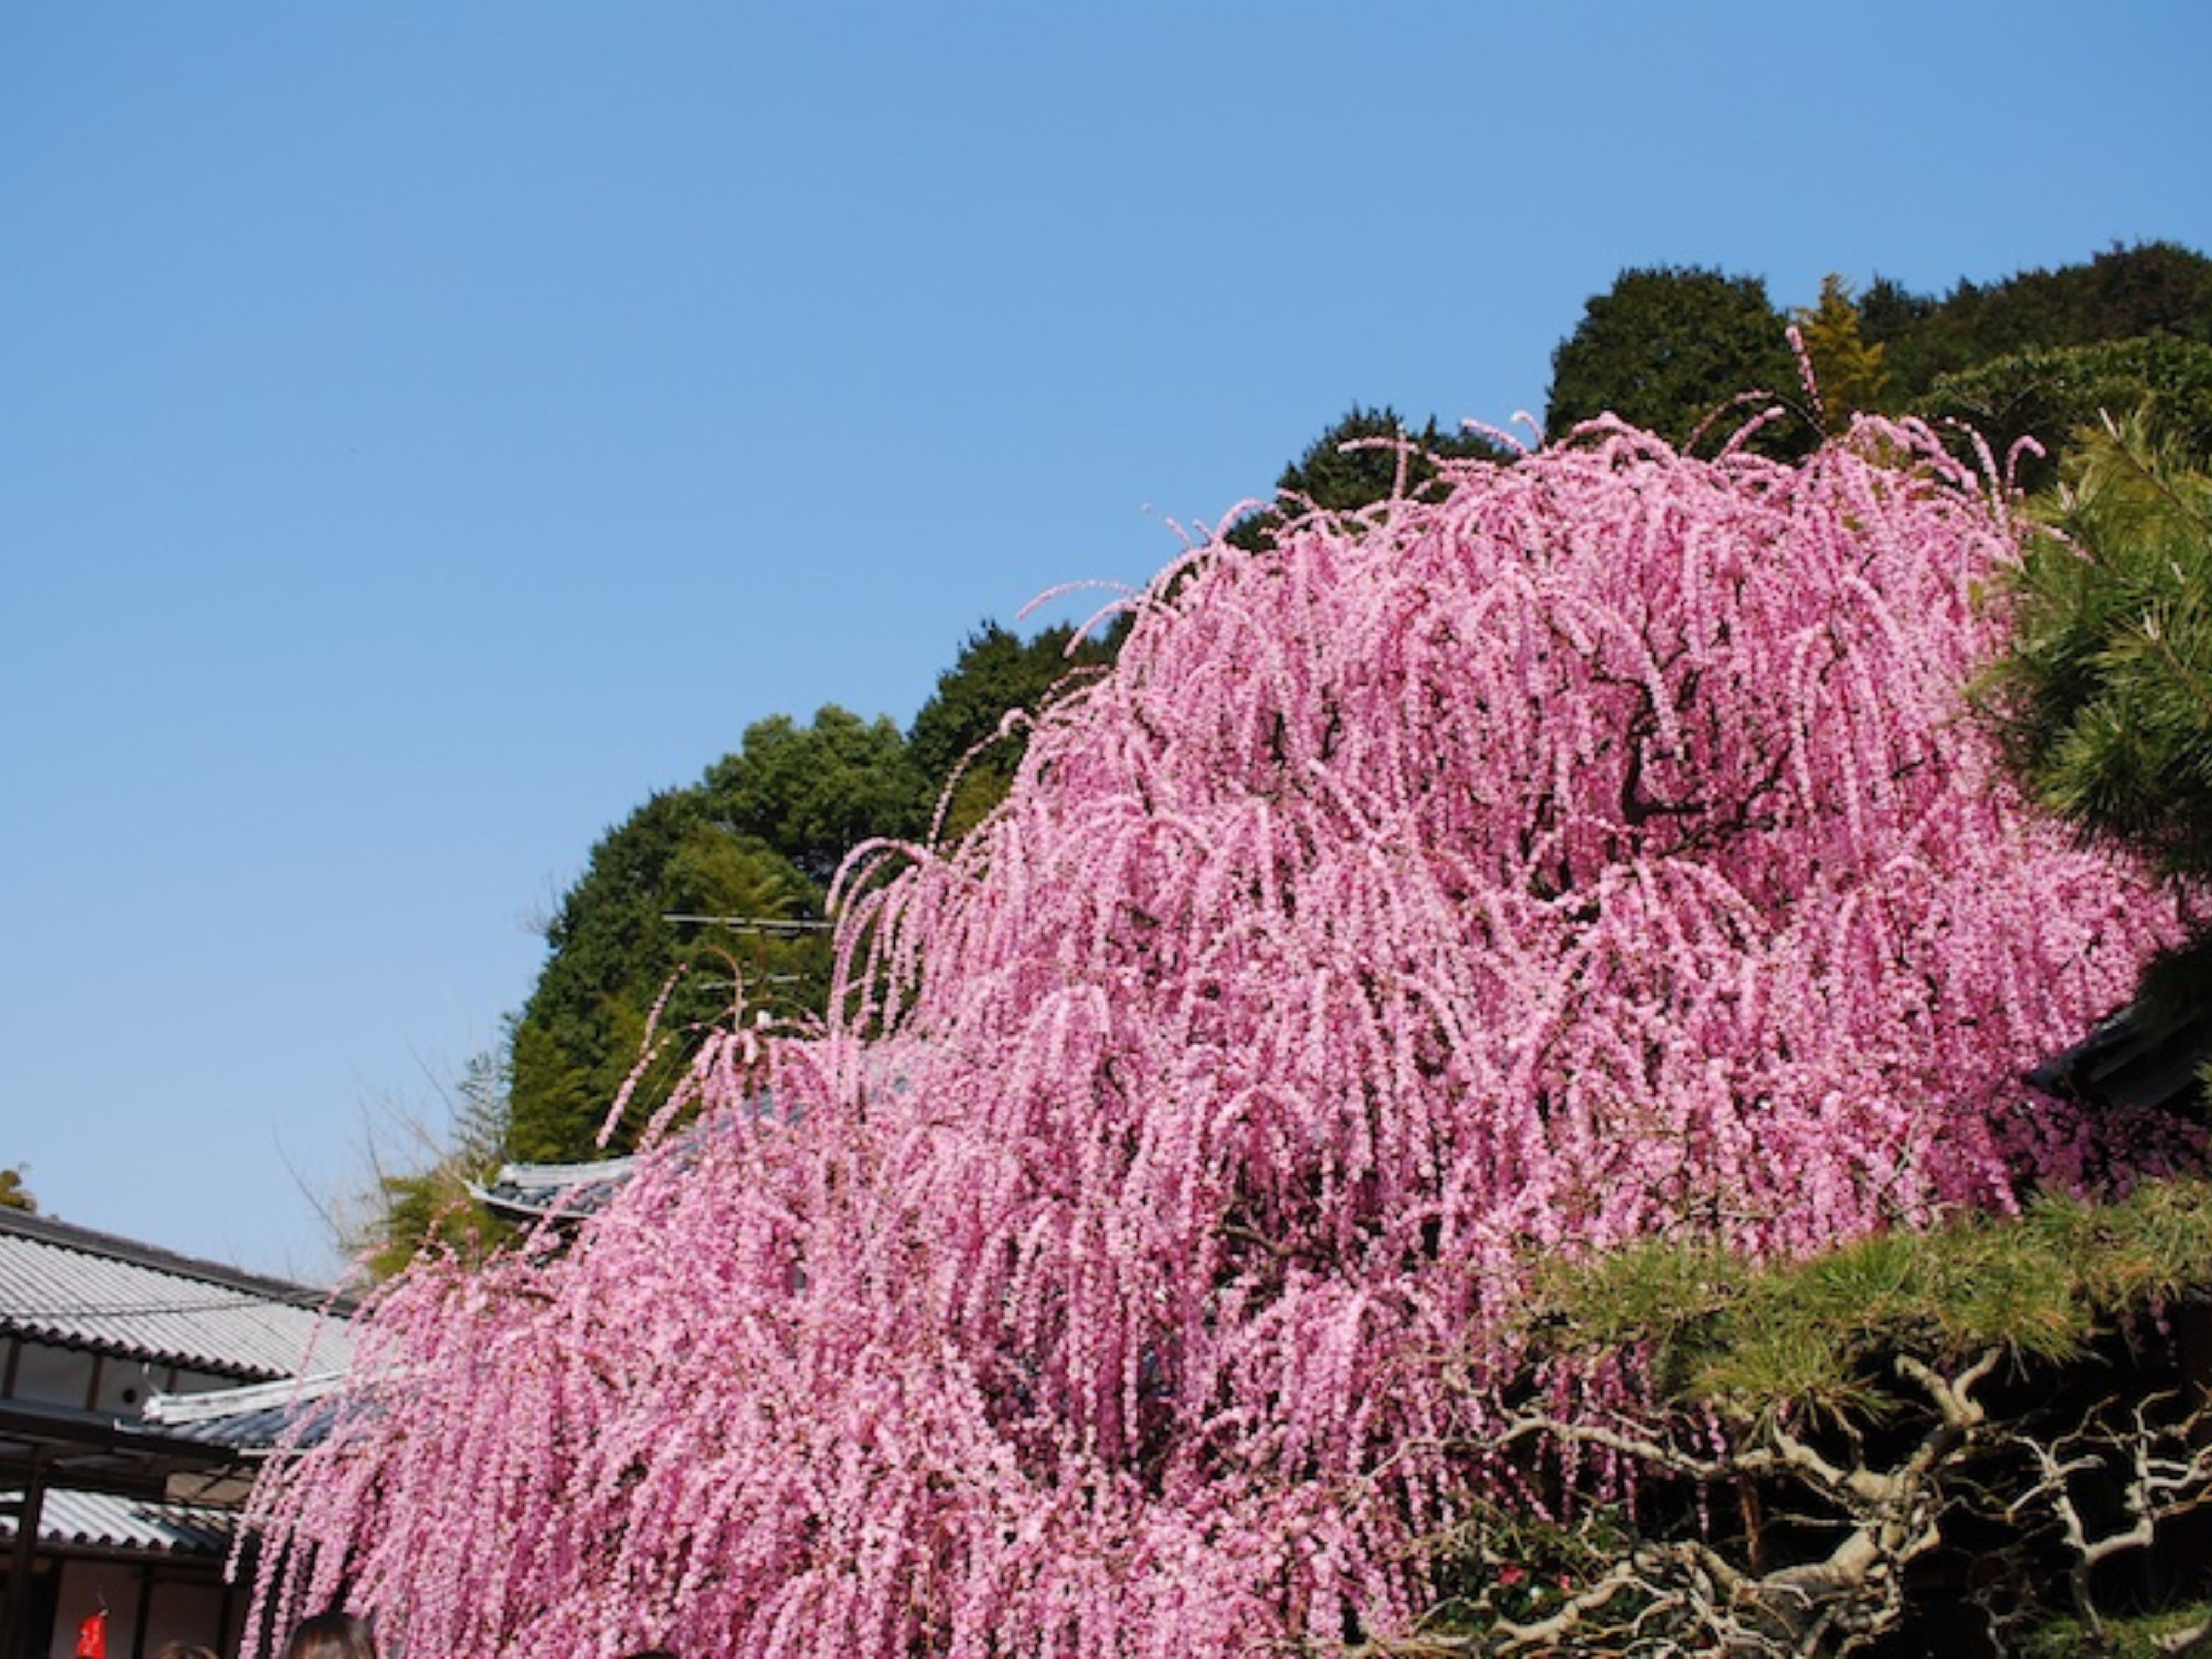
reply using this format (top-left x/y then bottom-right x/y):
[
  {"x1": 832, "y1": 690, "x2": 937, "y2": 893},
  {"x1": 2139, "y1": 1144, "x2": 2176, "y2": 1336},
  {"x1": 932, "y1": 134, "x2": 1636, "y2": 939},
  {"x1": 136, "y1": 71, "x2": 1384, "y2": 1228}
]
[
  {"x1": 144, "y1": 1369, "x2": 353, "y2": 1426},
  {"x1": 0, "y1": 1209, "x2": 359, "y2": 1317}
]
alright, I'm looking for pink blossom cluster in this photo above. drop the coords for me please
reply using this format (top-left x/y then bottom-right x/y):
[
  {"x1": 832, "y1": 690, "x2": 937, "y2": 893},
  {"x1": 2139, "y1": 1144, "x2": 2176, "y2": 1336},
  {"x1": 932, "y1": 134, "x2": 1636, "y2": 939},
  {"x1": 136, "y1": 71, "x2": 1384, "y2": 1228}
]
[{"x1": 245, "y1": 419, "x2": 2185, "y2": 1657}]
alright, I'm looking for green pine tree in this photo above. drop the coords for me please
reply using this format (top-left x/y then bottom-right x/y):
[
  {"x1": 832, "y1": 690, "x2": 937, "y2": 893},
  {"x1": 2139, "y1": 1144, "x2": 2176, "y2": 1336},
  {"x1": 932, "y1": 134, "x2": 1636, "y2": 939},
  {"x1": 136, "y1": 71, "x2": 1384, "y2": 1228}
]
[{"x1": 1982, "y1": 415, "x2": 2212, "y2": 883}]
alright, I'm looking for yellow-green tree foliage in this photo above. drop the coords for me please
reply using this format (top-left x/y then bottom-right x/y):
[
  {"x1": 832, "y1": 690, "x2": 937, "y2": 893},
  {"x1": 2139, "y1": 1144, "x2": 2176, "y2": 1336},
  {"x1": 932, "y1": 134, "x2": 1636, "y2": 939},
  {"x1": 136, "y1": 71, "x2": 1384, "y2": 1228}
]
[{"x1": 1793, "y1": 273, "x2": 1891, "y2": 429}]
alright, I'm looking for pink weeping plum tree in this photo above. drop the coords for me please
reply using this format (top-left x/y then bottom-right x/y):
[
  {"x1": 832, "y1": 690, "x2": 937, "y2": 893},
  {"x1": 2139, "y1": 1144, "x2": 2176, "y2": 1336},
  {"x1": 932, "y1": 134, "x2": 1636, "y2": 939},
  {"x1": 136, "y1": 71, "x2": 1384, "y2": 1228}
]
[{"x1": 246, "y1": 416, "x2": 2189, "y2": 1657}]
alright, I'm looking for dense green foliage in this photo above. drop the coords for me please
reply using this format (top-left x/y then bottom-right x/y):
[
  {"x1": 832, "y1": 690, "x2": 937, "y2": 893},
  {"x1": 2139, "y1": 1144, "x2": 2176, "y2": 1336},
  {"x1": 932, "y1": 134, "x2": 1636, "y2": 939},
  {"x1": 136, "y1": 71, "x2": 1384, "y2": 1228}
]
[
  {"x1": 1925, "y1": 335, "x2": 2212, "y2": 491},
  {"x1": 1226, "y1": 405, "x2": 1512, "y2": 550},
  {"x1": 1980, "y1": 419, "x2": 2212, "y2": 885},
  {"x1": 1544, "y1": 266, "x2": 1804, "y2": 451},
  {"x1": 1523, "y1": 1177, "x2": 2212, "y2": 1410},
  {"x1": 1543, "y1": 244, "x2": 2212, "y2": 479},
  {"x1": 1867, "y1": 241, "x2": 2212, "y2": 483},
  {"x1": 505, "y1": 785, "x2": 830, "y2": 1163},
  {"x1": 906, "y1": 619, "x2": 1121, "y2": 840},
  {"x1": 701, "y1": 706, "x2": 931, "y2": 888},
  {"x1": 504, "y1": 637, "x2": 1126, "y2": 1169},
  {"x1": 1866, "y1": 241, "x2": 2212, "y2": 398}
]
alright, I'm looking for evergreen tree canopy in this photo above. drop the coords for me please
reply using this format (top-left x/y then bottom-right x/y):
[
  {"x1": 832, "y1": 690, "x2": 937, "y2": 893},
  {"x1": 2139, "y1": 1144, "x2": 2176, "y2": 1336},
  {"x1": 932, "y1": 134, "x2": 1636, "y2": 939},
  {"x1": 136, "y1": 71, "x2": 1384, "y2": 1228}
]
[
  {"x1": 505, "y1": 671, "x2": 1114, "y2": 1167},
  {"x1": 1549, "y1": 246, "x2": 2212, "y2": 482},
  {"x1": 1225, "y1": 405, "x2": 1511, "y2": 553},
  {"x1": 906, "y1": 620, "x2": 1122, "y2": 842},
  {"x1": 1872, "y1": 241, "x2": 2212, "y2": 396},
  {"x1": 1856, "y1": 271, "x2": 1937, "y2": 352},
  {"x1": 505, "y1": 789, "x2": 827, "y2": 1163},
  {"x1": 1545, "y1": 266, "x2": 1803, "y2": 452}
]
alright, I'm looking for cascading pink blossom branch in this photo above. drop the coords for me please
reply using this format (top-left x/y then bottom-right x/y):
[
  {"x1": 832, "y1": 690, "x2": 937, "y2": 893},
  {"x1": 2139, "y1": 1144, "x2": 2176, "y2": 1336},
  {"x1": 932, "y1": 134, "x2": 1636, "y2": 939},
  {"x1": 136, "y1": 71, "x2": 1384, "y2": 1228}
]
[{"x1": 245, "y1": 418, "x2": 2188, "y2": 1657}]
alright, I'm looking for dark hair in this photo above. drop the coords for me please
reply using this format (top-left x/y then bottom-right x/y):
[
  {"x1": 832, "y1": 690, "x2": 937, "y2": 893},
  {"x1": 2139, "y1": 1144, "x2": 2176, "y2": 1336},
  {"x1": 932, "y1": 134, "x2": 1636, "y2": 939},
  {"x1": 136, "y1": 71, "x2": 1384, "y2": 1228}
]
[
  {"x1": 156, "y1": 1646, "x2": 221, "y2": 1659},
  {"x1": 280, "y1": 1612, "x2": 376, "y2": 1659}
]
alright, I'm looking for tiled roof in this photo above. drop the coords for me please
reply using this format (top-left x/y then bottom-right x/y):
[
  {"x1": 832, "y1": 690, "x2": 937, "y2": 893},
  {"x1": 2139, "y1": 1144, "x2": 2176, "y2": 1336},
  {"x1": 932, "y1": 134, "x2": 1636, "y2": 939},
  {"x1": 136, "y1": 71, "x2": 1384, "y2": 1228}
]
[
  {"x1": 472, "y1": 1094, "x2": 792, "y2": 1222},
  {"x1": 1, "y1": 1487, "x2": 236, "y2": 1557},
  {"x1": 471, "y1": 1154, "x2": 638, "y2": 1221},
  {"x1": 0, "y1": 1211, "x2": 355, "y2": 1381},
  {"x1": 145, "y1": 1371, "x2": 351, "y2": 1450}
]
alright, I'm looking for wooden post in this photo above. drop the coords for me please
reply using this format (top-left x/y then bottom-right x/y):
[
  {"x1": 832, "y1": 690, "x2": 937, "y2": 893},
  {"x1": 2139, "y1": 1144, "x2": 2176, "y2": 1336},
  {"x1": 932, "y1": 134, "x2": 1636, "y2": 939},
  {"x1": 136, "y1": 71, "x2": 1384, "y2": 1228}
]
[
  {"x1": 2, "y1": 1454, "x2": 46, "y2": 1659},
  {"x1": 129, "y1": 1564, "x2": 152, "y2": 1659}
]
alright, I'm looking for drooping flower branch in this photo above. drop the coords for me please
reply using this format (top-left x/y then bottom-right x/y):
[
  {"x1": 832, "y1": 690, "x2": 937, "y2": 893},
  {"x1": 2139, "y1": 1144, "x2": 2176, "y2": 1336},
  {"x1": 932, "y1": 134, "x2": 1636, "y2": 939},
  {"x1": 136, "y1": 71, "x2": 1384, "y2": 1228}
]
[{"x1": 246, "y1": 417, "x2": 2186, "y2": 1657}]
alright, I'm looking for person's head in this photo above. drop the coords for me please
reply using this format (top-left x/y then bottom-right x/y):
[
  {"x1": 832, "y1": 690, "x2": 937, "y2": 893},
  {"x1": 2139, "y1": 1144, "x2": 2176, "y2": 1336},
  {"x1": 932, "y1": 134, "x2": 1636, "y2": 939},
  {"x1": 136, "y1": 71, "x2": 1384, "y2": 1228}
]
[
  {"x1": 156, "y1": 1646, "x2": 221, "y2": 1659},
  {"x1": 279, "y1": 1612, "x2": 375, "y2": 1659}
]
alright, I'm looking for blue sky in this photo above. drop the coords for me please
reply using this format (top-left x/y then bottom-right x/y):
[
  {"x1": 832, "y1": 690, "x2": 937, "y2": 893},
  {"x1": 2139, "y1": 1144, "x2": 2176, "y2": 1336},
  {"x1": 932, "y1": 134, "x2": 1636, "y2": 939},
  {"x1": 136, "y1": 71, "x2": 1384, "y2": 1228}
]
[{"x1": 4, "y1": 3, "x2": 2208, "y2": 1283}]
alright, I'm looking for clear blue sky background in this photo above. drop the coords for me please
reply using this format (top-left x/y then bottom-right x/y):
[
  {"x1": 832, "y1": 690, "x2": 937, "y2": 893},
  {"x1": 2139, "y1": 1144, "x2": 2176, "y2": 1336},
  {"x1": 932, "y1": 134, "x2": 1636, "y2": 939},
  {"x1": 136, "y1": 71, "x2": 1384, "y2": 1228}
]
[{"x1": 4, "y1": 3, "x2": 2208, "y2": 1284}]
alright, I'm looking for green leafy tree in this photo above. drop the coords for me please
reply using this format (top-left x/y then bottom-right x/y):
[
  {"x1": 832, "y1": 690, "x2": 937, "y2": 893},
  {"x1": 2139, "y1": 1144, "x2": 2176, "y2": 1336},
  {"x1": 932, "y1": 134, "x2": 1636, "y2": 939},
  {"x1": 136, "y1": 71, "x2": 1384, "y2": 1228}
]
[
  {"x1": 505, "y1": 789, "x2": 827, "y2": 1163},
  {"x1": 1545, "y1": 266, "x2": 1804, "y2": 452},
  {"x1": 1225, "y1": 405, "x2": 1510, "y2": 554},
  {"x1": 0, "y1": 1165, "x2": 35, "y2": 1212},
  {"x1": 1865, "y1": 241, "x2": 2212, "y2": 402},
  {"x1": 702, "y1": 706, "x2": 931, "y2": 886},
  {"x1": 1923, "y1": 335, "x2": 2212, "y2": 491},
  {"x1": 1855, "y1": 270, "x2": 1936, "y2": 354},
  {"x1": 906, "y1": 620, "x2": 1122, "y2": 840},
  {"x1": 1267, "y1": 403, "x2": 1508, "y2": 514},
  {"x1": 507, "y1": 692, "x2": 1073, "y2": 1166}
]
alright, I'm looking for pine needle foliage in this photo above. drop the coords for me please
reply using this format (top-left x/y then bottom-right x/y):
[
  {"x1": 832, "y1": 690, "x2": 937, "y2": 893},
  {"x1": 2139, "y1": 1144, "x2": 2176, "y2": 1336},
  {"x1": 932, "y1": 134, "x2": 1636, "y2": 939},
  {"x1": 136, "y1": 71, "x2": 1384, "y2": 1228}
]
[
  {"x1": 1522, "y1": 1179, "x2": 2212, "y2": 1413},
  {"x1": 1979, "y1": 416, "x2": 2212, "y2": 885},
  {"x1": 1424, "y1": 1183, "x2": 2212, "y2": 1655}
]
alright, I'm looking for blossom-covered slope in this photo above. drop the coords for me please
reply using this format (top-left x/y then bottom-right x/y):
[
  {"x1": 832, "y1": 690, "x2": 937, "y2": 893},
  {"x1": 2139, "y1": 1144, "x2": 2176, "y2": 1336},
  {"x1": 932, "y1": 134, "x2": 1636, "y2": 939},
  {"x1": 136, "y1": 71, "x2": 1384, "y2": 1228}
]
[{"x1": 247, "y1": 420, "x2": 2183, "y2": 1657}]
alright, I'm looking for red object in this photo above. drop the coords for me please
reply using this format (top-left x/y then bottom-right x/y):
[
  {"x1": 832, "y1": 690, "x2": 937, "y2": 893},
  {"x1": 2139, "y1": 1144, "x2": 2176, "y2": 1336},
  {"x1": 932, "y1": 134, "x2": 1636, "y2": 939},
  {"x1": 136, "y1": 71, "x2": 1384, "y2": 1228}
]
[{"x1": 74, "y1": 1609, "x2": 108, "y2": 1659}]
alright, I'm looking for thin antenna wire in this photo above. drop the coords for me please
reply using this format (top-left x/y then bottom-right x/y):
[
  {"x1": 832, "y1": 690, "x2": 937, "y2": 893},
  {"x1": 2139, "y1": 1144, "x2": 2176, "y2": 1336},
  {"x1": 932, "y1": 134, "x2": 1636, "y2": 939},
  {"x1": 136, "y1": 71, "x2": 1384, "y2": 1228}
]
[{"x1": 661, "y1": 913, "x2": 833, "y2": 934}]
